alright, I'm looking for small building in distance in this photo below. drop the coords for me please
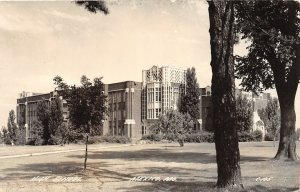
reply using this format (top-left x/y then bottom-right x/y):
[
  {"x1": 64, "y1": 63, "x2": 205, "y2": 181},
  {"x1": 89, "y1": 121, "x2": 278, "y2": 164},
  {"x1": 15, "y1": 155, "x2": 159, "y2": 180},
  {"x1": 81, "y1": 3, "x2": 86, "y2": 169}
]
[{"x1": 199, "y1": 86, "x2": 271, "y2": 136}]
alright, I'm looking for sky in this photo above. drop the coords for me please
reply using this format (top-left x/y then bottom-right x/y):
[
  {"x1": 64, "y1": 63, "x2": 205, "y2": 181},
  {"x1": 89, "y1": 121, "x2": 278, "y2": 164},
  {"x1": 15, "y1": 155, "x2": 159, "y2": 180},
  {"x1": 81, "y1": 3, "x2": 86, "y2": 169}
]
[{"x1": 0, "y1": 0, "x2": 299, "y2": 128}]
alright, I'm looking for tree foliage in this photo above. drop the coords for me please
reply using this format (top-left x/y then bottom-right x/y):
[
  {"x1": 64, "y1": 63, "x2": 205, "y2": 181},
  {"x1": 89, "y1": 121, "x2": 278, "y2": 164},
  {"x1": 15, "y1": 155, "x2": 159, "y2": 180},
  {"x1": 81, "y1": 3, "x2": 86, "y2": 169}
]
[
  {"x1": 54, "y1": 75, "x2": 107, "y2": 133},
  {"x1": 75, "y1": 1, "x2": 109, "y2": 14},
  {"x1": 235, "y1": 1, "x2": 299, "y2": 93},
  {"x1": 258, "y1": 98, "x2": 280, "y2": 137},
  {"x1": 34, "y1": 97, "x2": 65, "y2": 145},
  {"x1": 152, "y1": 109, "x2": 193, "y2": 147},
  {"x1": 235, "y1": 0, "x2": 299, "y2": 160},
  {"x1": 17, "y1": 107, "x2": 26, "y2": 127},
  {"x1": 2, "y1": 127, "x2": 11, "y2": 145},
  {"x1": 235, "y1": 93, "x2": 253, "y2": 132},
  {"x1": 180, "y1": 67, "x2": 201, "y2": 121},
  {"x1": 7, "y1": 110, "x2": 18, "y2": 144},
  {"x1": 30, "y1": 121, "x2": 44, "y2": 145},
  {"x1": 48, "y1": 97, "x2": 64, "y2": 144},
  {"x1": 54, "y1": 75, "x2": 108, "y2": 170},
  {"x1": 36, "y1": 100, "x2": 51, "y2": 144}
]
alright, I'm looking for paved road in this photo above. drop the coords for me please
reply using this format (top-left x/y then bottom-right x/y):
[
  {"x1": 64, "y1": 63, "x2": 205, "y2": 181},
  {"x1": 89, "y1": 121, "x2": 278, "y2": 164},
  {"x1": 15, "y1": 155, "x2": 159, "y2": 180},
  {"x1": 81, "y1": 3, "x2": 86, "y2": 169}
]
[{"x1": 0, "y1": 143, "x2": 135, "y2": 159}]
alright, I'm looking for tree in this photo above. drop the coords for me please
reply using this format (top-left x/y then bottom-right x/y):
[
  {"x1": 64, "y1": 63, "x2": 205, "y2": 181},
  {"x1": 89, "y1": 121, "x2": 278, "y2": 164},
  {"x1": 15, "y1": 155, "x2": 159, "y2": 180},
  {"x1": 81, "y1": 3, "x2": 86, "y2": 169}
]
[
  {"x1": 153, "y1": 110, "x2": 193, "y2": 147},
  {"x1": 30, "y1": 121, "x2": 44, "y2": 145},
  {"x1": 54, "y1": 75, "x2": 108, "y2": 170},
  {"x1": 235, "y1": 93, "x2": 253, "y2": 132},
  {"x1": 2, "y1": 127, "x2": 11, "y2": 145},
  {"x1": 7, "y1": 110, "x2": 18, "y2": 145},
  {"x1": 208, "y1": 1, "x2": 242, "y2": 189},
  {"x1": 180, "y1": 67, "x2": 201, "y2": 130},
  {"x1": 17, "y1": 106, "x2": 26, "y2": 127},
  {"x1": 48, "y1": 97, "x2": 64, "y2": 144},
  {"x1": 0, "y1": 129, "x2": 2, "y2": 144},
  {"x1": 258, "y1": 98, "x2": 280, "y2": 140},
  {"x1": 36, "y1": 100, "x2": 50, "y2": 144},
  {"x1": 235, "y1": 1, "x2": 299, "y2": 160}
]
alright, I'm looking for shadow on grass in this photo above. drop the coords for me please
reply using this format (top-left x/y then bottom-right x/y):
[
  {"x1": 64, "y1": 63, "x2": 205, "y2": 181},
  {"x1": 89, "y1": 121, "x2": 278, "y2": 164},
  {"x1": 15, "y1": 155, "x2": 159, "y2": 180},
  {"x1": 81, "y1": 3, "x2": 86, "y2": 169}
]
[
  {"x1": 1, "y1": 144, "x2": 297, "y2": 191},
  {"x1": 68, "y1": 148, "x2": 215, "y2": 164},
  {"x1": 241, "y1": 185, "x2": 299, "y2": 192},
  {"x1": 240, "y1": 156, "x2": 269, "y2": 162},
  {"x1": 117, "y1": 180, "x2": 217, "y2": 192},
  {"x1": 0, "y1": 161, "x2": 133, "y2": 182},
  {"x1": 116, "y1": 181, "x2": 298, "y2": 192},
  {"x1": 67, "y1": 147, "x2": 271, "y2": 165}
]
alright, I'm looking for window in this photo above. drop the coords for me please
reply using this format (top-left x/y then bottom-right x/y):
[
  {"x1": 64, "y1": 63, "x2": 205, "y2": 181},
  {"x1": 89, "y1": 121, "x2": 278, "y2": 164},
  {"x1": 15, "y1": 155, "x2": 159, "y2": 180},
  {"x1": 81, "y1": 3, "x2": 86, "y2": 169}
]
[
  {"x1": 158, "y1": 88, "x2": 161, "y2": 101},
  {"x1": 142, "y1": 126, "x2": 147, "y2": 135}
]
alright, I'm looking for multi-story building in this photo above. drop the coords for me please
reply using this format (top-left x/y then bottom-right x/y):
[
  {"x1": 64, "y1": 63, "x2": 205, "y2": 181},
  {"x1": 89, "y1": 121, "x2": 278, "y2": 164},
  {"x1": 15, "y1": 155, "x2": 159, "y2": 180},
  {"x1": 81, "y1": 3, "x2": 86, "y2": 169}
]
[
  {"x1": 199, "y1": 86, "x2": 213, "y2": 131},
  {"x1": 200, "y1": 86, "x2": 271, "y2": 136},
  {"x1": 103, "y1": 81, "x2": 142, "y2": 139},
  {"x1": 17, "y1": 81, "x2": 142, "y2": 142},
  {"x1": 16, "y1": 91, "x2": 68, "y2": 142},
  {"x1": 141, "y1": 66, "x2": 186, "y2": 135}
]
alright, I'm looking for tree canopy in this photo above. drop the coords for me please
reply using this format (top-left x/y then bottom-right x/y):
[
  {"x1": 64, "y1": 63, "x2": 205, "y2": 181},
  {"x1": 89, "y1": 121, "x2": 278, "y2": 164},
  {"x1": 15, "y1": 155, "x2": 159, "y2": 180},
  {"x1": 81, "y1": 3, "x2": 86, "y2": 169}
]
[
  {"x1": 235, "y1": 1, "x2": 299, "y2": 94},
  {"x1": 7, "y1": 110, "x2": 18, "y2": 144},
  {"x1": 235, "y1": 93, "x2": 253, "y2": 132},
  {"x1": 180, "y1": 67, "x2": 201, "y2": 121},
  {"x1": 54, "y1": 75, "x2": 108, "y2": 170},
  {"x1": 153, "y1": 109, "x2": 193, "y2": 147},
  {"x1": 235, "y1": 0, "x2": 299, "y2": 160},
  {"x1": 258, "y1": 97, "x2": 280, "y2": 137}
]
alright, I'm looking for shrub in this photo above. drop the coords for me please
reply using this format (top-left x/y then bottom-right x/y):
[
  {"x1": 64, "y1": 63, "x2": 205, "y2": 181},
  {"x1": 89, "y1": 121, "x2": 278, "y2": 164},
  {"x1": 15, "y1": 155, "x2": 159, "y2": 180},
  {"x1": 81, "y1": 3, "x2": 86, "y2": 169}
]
[
  {"x1": 184, "y1": 132, "x2": 214, "y2": 143},
  {"x1": 165, "y1": 133, "x2": 177, "y2": 141},
  {"x1": 264, "y1": 132, "x2": 274, "y2": 141},
  {"x1": 238, "y1": 131, "x2": 252, "y2": 142},
  {"x1": 48, "y1": 135, "x2": 61, "y2": 145},
  {"x1": 27, "y1": 137, "x2": 44, "y2": 146},
  {"x1": 141, "y1": 134, "x2": 162, "y2": 142},
  {"x1": 296, "y1": 129, "x2": 300, "y2": 140},
  {"x1": 89, "y1": 135, "x2": 132, "y2": 144},
  {"x1": 2, "y1": 129, "x2": 12, "y2": 145},
  {"x1": 67, "y1": 131, "x2": 84, "y2": 144},
  {"x1": 252, "y1": 130, "x2": 263, "y2": 141},
  {"x1": 15, "y1": 126, "x2": 26, "y2": 145},
  {"x1": 264, "y1": 132, "x2": 279, "y2": 141},
  {"x1": 142, "y1": 132, "x2": 214, "y2": 143},
  {"x1": 238, "y1": 130, "x2": 263, "y2": 142}
]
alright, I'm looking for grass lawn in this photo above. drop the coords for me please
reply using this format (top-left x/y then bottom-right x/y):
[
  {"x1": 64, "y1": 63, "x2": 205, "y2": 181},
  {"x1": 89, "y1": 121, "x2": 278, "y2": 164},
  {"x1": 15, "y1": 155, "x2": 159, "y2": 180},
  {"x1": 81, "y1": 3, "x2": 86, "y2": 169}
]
[{"x1": 0, "y1": 142, "x2": 299, "y2": 191}]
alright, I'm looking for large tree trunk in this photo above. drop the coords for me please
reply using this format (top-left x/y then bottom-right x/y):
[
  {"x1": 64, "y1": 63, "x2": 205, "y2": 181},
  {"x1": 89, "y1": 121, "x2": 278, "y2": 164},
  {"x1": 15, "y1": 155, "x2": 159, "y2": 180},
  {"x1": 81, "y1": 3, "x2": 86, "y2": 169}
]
[
  {"x1": 273, "y1": 1, "x2": 299, "y2": 161},
  {"x1": 208, "y1": 1, "x2": 242, "y2": 189},
  {"x1": 275, "y1": 93, "x2": 299, "y2": 161},
  {"x1": 271, "y1": 42, "x2": 299, "y2": 161}
]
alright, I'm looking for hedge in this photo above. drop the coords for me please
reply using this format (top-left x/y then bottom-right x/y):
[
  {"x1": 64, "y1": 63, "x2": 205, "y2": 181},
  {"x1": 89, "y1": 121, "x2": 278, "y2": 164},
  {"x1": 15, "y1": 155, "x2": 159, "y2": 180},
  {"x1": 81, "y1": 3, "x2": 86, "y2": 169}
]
[
  {"x1": 142, "y1": 130, "x2": 263, "y2": 143},
  {"x1": 238, "y1": 130, "x2": 263, "y2": 142},
  {"x1": 88, "y1": 135, "x2": 132, "y2": 144},
  {"x1": 141, "y1": 132, "x2": 214, "y2": 143}
]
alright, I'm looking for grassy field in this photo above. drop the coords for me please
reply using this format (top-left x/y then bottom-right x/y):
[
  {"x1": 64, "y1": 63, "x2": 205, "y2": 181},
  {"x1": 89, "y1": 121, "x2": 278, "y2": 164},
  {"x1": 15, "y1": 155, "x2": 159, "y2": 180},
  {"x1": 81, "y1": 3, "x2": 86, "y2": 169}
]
[{"x1": 0, "y1": 142, "x2": 299, "y2": 192}]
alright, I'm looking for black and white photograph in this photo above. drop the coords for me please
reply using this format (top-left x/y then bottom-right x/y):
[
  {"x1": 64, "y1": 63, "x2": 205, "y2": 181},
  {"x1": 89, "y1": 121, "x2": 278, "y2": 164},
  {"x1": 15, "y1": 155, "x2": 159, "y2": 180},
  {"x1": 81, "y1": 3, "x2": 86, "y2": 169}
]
[{"x1": 0, "y1": 0, "x2": 299, "y2": 191}]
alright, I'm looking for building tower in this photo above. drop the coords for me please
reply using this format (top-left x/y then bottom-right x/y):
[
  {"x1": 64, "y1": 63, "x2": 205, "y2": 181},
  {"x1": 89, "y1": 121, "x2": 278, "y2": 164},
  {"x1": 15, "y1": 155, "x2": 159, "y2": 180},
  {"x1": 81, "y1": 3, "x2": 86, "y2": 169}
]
[{"x1": 141, "y1": 66, "x2": 186, "y2": 135}]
